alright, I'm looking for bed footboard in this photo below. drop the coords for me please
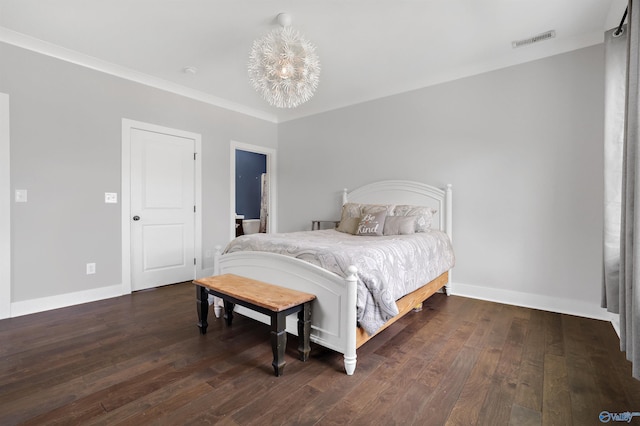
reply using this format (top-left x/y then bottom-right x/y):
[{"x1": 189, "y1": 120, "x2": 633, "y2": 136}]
[{"x1": 214, "y1": 250, "x2": 359, "y2": 375}]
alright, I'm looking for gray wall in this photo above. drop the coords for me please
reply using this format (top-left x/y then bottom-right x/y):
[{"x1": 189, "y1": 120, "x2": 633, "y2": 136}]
[
  {"x1": 1, "y1": 42, "x2": 277, "y2": 302},
  {"x1": 278, "y1": 45, "x2": 605, "y2": 308},
  {"x1": 1, "y1": 40, "x2": 606, "y2": 315}
]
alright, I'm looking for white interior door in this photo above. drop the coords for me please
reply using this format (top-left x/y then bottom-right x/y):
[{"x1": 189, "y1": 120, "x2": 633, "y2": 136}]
[{"x1": 130, "y1": 128, "x2": 196, "y2": 291}]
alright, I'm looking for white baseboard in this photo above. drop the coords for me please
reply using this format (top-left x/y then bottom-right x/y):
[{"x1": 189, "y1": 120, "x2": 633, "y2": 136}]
[
  {"x1": 10, "y1": 284, "x2": 123, "y2": 318},
  {"x1": 7, "y1": 277, "x2": 622, "y2": 338},
  {"x1": 450, "y1": 281, "x2": 619, "y2": 323},
  {"x1": 610, "y1": 315, "x2": 621, "y2": 338},
  {"x1": 9, "y1": 267, "x2": 218, "y2": 319}
]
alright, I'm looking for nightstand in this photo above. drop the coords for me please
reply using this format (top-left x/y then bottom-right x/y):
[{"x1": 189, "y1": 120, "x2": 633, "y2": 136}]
[{"x1": 311, "y1": 220, "x2": 340, "y2": 230}]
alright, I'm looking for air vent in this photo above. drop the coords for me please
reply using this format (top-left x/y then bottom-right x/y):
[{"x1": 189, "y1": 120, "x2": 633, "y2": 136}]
[{"x1": 512, "y1": 30, "x2": 556, "y2": 48}]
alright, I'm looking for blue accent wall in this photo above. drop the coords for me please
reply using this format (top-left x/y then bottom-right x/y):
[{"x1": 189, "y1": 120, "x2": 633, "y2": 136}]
[{"x1": 235, "y1": 150, "x2": 267, "y2": 219}]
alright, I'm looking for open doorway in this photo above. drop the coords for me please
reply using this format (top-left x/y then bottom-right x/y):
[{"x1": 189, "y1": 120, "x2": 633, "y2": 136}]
[
  {"x1": 230, "y1": 141, "x2": 277, "y2": 241},
  {"x1": 235, "y1": 150, "x2": 266, "y2": 235}
]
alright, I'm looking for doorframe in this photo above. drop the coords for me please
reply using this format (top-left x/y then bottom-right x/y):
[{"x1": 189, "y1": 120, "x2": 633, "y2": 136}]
[
  {"x1": 230, "y1": 141, "x2": 277, "y2": 241},
  {"x1": 0, "y1": 93, "x2": 10, "y2": 319},
  {"x1": 121, "y1": 119, "x2": 202, "y2": 294}
]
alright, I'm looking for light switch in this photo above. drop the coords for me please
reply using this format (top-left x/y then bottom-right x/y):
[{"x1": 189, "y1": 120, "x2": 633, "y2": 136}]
[
  {"x1": 86, "y1": 263, "x2": 96, "y2": 275},
  {"x1": 15, "y1": 189, "x2": 27, "y2": 203},
  {"x1": 105, "y1": 193, "x2": 118, "y2": 204}
]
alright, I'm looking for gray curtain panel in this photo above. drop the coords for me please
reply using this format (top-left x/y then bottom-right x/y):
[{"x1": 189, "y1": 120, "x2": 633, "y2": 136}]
[
  {"x1": 603, "y1": 24, "x2": 627, "y2": 312},
  {"x1": 603, "y1": 0, "x2": 640, "y2": 380}
]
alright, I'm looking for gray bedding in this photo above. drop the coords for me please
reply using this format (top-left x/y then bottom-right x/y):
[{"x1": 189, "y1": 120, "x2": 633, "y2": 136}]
[{"x1": 224, "y1": 229, "x2": 455, "y2": 335}]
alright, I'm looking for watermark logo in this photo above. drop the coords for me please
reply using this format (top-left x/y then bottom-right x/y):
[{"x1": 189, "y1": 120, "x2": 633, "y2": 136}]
[{"x1": 599, "y1": 411, "x2": 640, "y2": 423}]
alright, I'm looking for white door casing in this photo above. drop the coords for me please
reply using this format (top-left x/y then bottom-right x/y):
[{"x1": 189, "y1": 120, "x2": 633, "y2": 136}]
[
  {"x1": 0, "y1": 93, "x2": 10, "y2": 319},
  {"x1": 122, "y1": 119, "x2": 202, "y2": 293}
]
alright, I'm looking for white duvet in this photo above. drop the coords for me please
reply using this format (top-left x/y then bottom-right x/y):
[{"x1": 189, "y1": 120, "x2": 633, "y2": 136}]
[{"x1": 224, "y1": 229, "x2": 455, "y2": 335}]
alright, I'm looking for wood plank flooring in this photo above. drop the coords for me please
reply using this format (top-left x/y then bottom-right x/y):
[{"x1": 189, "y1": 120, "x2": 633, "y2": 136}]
[{"x1": 1, "y1": 282, "x2": 639, "y2": 425}]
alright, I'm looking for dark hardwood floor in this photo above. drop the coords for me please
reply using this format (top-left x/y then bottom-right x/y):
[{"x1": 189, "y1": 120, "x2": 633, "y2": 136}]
[{"x1": 1, "y1": 282, "x2": 639, "y2": 425}]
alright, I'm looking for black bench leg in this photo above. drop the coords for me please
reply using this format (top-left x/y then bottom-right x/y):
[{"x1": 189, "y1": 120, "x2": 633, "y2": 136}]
[
  {"x1": 271, "y1": 312, "x2": 287, "y2": 376},
  {"x1": 196, "y1": 285, "x2": 209, "y2": 335},
  {"x1": 223, "y1": 300, "x2": 235, "y2": 326},
  {"x1": 298, "y1": 302, "x2": 312, "y2": 361}
]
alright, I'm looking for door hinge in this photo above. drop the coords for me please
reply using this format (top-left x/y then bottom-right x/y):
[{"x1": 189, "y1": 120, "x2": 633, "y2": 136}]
[
  {"x1": 194, "y1": 205, "x2": 196, "y2": 213},
  {"x1": 194, "y1": 257, "x2": 196, "y2": 265},
  {"x1": 194, "y1": 152, "x2": 197, "y2": 161}
]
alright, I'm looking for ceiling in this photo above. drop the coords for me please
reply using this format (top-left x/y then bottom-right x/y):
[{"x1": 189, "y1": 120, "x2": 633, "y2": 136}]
[{"x1": 0, "y1": 0, "x2": 628, "y2": 123}]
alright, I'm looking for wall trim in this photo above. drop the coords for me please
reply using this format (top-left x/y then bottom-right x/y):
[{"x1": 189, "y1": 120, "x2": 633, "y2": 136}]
[
  {"x1": 277, "y1": 31, "x2": 606, "y2": 123},
  {"x1": 6, "y1": 275, "x2": 623, "y2": 328},
  {"x1": 0, "y1": 93, "x2": 10, "y2": 319},
  {"x1": 10, "y1": 284, "x2": 123, "y2": 318},
  {"x1": 450, "y1": 281, "x2": 619, "y2": 323},
  {"x1": 610, "y1": 315, "x2": 621, "y2": 338},
  {"x1": 1, "y1": 26, "x2": 604, "y2": 125},
  {"x1": 0, "y1": 27, "x2": 277, "y2": 124}
]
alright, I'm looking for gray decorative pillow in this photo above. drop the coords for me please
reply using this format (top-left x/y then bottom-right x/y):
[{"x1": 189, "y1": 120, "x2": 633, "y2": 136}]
[
  {"x1": 356, "y1": 211, "x2": 387, "y2": 236},
  {"x1": 339, "y1": 203, "x2": 394, "y2": 231},
  {"x1": 340, "y1": 203, "x2": 362, "y2": 222},
  {"x1": 336, "y1": 217, "x2": 360, "y2": 234},
  {"x1": 393, "y1": 205, "x2": 437, "y2": 232},
  {"x1": 383, "y1": 216, "x2": 416, "y2": 236}
]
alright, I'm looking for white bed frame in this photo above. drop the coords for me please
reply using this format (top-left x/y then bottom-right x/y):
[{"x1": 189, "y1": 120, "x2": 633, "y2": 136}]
[{"x1": 213, "y1": 180, "x2": 453, "y2": 375}]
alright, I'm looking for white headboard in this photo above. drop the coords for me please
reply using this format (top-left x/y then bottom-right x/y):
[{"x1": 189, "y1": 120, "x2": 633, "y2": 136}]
[{"x1": 342, "y1": 180, "x2": 452, "y2": 241}]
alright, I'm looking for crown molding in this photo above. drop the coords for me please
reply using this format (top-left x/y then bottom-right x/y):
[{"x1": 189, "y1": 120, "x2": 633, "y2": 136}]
[
  {"x1": 278, "y1": 29, "x2": 605, "y2": 122},
  {"x1": 0, "y1": 27, "x2": 278, "y2": 123}
]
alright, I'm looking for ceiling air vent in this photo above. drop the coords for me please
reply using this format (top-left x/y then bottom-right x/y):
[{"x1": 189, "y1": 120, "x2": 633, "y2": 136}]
[{"x1": 512, "y1": 30, "x2": 556, "y2": 48}]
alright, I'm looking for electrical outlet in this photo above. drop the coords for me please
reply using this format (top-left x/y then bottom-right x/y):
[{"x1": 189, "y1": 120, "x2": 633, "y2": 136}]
[
  {"x1": 86, "y1": 263, "x2": 96, "y2": 275},
  {"x1": 105, "y1": 193, "x2": 118, "y2": 203},
  {"x1": 205, "y1": 250, "x2": 213, "y2": 258}
]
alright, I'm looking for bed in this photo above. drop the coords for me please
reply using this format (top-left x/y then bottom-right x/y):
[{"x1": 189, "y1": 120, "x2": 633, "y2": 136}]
[{"x1": 212, "y1": 180, "x2": 454, "y2": 375}]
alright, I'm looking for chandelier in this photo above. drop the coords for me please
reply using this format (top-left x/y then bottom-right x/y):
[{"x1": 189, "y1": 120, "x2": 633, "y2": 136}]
[{"x1": 248, "y1": 13, "x2": 320, "y2": 109}]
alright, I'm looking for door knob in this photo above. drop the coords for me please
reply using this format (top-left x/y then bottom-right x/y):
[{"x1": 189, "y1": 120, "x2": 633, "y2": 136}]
[{"x1": 133, "y1": 215, "x2": 140, "y2": 221}]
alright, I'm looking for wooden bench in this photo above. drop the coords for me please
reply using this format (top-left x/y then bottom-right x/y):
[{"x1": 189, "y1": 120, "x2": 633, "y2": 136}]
[{"x1": 193, "y1": 274, "x2": 316, "y2": 376}]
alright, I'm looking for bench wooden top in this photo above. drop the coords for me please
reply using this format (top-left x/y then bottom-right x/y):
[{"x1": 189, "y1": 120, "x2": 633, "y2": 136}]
[{"x1": 194, "y1": 274, "x2": 316, "y2": 312}]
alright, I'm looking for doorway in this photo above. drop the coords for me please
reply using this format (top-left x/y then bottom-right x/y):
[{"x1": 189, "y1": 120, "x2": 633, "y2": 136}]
[
  {"x1": 122, "y1": 119, "x2": 202, "y2": 294},
  {"x1": 230, "y1": 141, "x2": 277, "y2": 241},
  {"x1": 235, "y1": 150, "x2": 267, "y2": 235}
]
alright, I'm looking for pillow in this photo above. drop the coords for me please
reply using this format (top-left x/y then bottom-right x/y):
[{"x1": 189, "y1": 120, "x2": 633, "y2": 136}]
[
  {"x1": 361, "y1": 203, "x2": 395, "y2": 216},
  {"x1": 336, "y1": 216, "x2": 360, "y2": 234},
  {"x1": 383, "y1": 216, "x2": 416, "y2": 236},
  {"x1": 339, "y1": 203, "x2": 394, "y2": 230},
  {"x1": 340, "y1": 203, "x2": 362, "y2": 222},
  {"x1": 356, "y1": 212, "x2": 387, "y2": 236},
  {"x1": 393, "y1": 205, "x2": 437, "y2": 232}
]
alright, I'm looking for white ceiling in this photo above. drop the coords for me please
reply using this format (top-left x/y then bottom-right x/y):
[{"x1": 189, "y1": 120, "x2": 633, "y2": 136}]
[{"x1": 0, "y1": 0, "x2": 628, "y2": 123}]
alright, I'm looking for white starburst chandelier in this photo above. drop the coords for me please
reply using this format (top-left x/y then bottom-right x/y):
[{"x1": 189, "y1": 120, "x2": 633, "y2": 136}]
[{"x1": 248, "y1": 13, "x2": 320, "y2": 109}]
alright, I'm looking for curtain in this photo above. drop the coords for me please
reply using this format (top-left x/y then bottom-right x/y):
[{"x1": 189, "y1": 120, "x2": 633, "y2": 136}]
[
  {"x1": 259, "y1": 173, "x2": 268, "y2": 233},
  {"x1": 603, "y1": 24, "x2": 628, "y2": 312},
  {"x1": 603, "y1": 0, "x2": 640, "y2": 379}
]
